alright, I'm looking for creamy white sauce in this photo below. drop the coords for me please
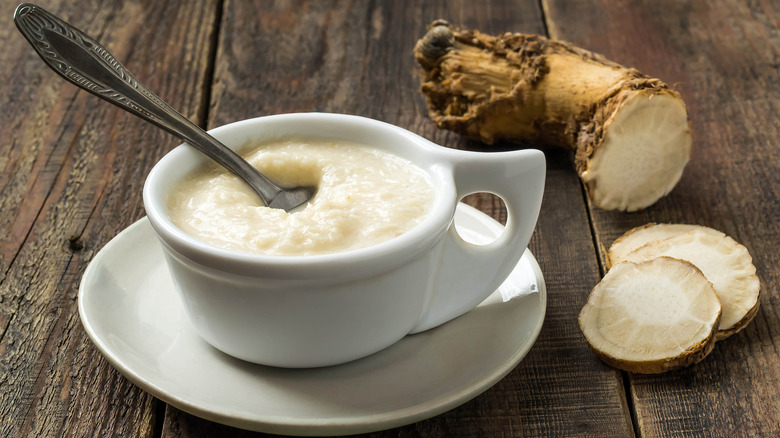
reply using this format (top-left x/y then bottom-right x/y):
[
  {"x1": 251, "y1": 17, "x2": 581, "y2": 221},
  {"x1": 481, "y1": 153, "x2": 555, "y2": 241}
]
[{"x1": 167, "y1": 137, "x2": 434, "y2": 256}]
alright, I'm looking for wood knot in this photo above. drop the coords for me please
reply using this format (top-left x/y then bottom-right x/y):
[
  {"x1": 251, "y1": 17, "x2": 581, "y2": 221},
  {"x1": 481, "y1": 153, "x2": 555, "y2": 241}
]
[{"x1": 67, "y1": 235, "x2": 85, "y2": 252}]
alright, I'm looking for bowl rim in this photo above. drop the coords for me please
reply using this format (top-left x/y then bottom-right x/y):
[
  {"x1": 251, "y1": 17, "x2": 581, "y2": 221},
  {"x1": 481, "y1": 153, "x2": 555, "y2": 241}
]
[{"x1": 142, "y1": 113, "x2": 456, "y2": 277}]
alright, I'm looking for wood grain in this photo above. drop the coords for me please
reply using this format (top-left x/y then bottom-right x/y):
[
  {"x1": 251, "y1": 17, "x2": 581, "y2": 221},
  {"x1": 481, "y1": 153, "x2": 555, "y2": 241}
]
[
  {"x1": 0, "y1": 0, "x2": 219, "y2": 436},
  {"x1": 2, "y1": 0, "x2": 777, "y2": 436},
  {"x1": 544, "y1": 0, "x2": 780, "y2": 436},
  {"x1": 161, "y1": 0, "x2": 631, "y2": 436}
]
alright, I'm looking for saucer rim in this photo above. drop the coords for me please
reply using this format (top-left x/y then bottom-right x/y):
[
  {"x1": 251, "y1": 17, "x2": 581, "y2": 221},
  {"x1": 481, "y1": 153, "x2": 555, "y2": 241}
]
[{"x1": 78, "y1": 204, "x2": 546, "y2": 435}]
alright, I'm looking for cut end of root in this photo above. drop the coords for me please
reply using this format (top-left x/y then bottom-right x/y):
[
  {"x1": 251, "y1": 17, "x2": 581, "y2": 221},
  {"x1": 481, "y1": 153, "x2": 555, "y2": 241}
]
[
  {"x1": 579, "y1": 257, "x2": 721, "y2": 374},
  {"x1": 579, "y1": 92, "x2": 692, "y2": 211}
]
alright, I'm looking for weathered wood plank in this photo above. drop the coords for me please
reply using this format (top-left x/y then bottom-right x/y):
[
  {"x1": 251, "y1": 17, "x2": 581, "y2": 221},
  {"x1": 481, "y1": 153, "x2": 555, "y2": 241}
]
[
  {"x1": 544, "y1": 0, "x2": 780, "y2": 436},
  {"x1": 0, "y1": 1, "x2": 220, "y2": 436},
  {"x1": 162, "y1": 0, "x2": 632, "y2": 436}
]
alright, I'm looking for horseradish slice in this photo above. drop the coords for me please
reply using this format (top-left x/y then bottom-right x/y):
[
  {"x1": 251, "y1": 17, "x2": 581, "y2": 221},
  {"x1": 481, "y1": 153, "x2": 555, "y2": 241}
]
[
  {"x1": 607, "y1": 223, "x2": 724, "y2": 268},
  {"x1": 622, "y1": 230, "x2": 760, "y2": 339},
  {"x1": 579, "y1": 257, "x2": 721, "y2": 373}
]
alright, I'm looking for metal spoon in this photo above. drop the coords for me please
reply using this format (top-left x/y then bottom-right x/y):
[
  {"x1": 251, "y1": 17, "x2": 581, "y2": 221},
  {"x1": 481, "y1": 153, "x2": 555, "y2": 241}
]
[{"x1": 14, "y1": 3, "x2": 315, "y2": 212}]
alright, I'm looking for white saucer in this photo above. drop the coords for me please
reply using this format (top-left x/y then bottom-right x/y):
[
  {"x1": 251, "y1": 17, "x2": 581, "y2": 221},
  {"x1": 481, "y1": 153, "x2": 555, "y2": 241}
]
[{"x1": 78, "y1": 203, "x2": 546, "y2": 436}]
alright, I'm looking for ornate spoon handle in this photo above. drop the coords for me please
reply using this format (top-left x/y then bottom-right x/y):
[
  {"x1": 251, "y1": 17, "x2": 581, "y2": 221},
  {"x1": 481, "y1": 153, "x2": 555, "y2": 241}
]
[{"x1": 13, "y1": 3, "x2": 305, "y2": 209}]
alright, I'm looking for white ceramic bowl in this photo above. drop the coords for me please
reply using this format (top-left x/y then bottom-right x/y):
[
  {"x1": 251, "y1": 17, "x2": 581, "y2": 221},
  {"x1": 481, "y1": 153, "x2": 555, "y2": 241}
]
[{"x1": 143, "y1": 113, "x2": 545, "y2": 367}]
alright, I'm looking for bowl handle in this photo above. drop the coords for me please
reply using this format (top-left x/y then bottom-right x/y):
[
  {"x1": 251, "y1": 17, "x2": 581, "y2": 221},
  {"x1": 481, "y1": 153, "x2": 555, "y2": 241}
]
[{"x1": 410, "y1": 148, "x2": 545, "y2": 333}]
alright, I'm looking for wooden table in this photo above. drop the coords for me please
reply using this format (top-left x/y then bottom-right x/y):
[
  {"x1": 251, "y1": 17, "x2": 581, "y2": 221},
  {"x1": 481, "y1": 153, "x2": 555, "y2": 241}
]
[{"x1": 2, "y1": 1, "x2": 778, "y2": 436}]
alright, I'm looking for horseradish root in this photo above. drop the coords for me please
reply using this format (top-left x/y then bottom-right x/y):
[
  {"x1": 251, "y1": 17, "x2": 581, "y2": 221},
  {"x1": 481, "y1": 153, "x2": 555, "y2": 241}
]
[
  {"x1": 616, "y1": 226, "x2": 760, "y2": 340},
  {"x1": 414, "y1": 21, "x2": 692, "y2": 211},
  {"x1": 579, "y1": 257, "x2": 721, "y2": 374}
]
